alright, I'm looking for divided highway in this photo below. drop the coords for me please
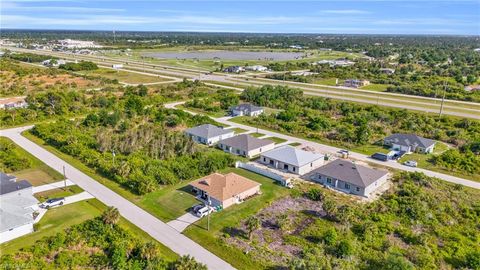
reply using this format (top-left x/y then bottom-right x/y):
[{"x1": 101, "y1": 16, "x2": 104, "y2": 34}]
[{"x1": 4, "y1": 46, "x2": 480, "y2": 119}]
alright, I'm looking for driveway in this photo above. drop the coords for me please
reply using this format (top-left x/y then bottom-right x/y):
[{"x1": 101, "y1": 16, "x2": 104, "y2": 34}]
[
  {"x1": 33, "y1": 179, "x2": 75, "y2": 194},
  {"x1": 1, "y1": 126, "x2": 235, "y2": 270},
  {"x1": 163, "y1": 101, "x2": 480, "y2": 190},
  {"x1": 167, "y1": 212, "x2": 201, "y2": 232},
  {"x1": 34, "y1": 191, "x2": 95, "y2": 223}
]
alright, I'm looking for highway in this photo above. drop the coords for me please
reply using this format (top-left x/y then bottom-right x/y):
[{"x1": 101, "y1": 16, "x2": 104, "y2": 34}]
[{"x1": 3, "y1": 46, "x2": 480, "y2": 119}]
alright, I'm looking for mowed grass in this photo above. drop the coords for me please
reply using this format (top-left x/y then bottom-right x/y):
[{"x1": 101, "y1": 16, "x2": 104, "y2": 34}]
[
  {"x1": 0, "y1": 199, "x2": 104, "y2": 254},
  {"x1": 183, "y1": 168, "x2": 292, "y2": 270},
  {"x1": 34, "y1": 185, "x2": 84, "y2": 201},
  {"x1": 230, "y1": 127, "x2": 248, "y2": 134},
  {"x1": 138, "y1": 181, "x2": 199, "y2": 222},
  {"x1": 264, "y1": 136, "x2": 287, "y2": 144},
  {"x1": 361, "y1": 83, "x2": 390, "y2": 92},
  {"x1": 79, "y1": 68, "x2": 172, "y2": 84},
  {"x1": 249, "y1": 132, "x2": 265, "y2": 138},
  {"x1": 1, "y1": 137, "x2": 64, "y2": 186}
]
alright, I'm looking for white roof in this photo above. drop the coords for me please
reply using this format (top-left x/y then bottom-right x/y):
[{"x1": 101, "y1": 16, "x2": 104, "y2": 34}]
[{"x1": 261, "y1": 146, "x2": 323, "y2": 167}]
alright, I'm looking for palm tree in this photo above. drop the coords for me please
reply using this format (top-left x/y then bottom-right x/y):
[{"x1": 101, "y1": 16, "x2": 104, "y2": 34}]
[
  {"x1": 140, "y1": 242, "x2": 159, "y2": 260},
  {"x1": 102, "y1": 206, "x2": 120, "y2": 226},
  {"x1": 245, "y1": 216, "x2": 261, "y2": 240}
]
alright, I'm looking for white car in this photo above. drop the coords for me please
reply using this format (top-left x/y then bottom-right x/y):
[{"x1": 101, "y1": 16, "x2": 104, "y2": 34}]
[
  {"x1": 403, "y1": 160, "x2": 418, "y2": 167},
  {"x1": 195, "y1": 206, "x2": 213, "y2": 217},
  {"x1": 40, "y1": 197, "x2": 65, "y2": 209}
]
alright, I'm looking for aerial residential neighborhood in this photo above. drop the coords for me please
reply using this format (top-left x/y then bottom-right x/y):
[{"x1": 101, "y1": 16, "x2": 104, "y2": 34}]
[{"x1": 0, "y1": 1, "x2": 479, "y2": 270}]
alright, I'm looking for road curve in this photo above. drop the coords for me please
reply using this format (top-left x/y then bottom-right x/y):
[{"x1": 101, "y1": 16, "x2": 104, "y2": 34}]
[{"x1": 1, "y1": 126, "x2": 235, "y2": 270}]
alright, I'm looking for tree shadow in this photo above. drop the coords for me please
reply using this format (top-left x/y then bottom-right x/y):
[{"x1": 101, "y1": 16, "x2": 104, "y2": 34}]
[{"x1": 222, "y1": 226, "x2": 248, "y2": 239}]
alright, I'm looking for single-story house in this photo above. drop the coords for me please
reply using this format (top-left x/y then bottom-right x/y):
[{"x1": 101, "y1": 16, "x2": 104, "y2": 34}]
[
  {"x1": 384, "y1": 133, "x2": 436, "y2": 154},
  {"x1": 0, "y1": 173, "x2": 39, "y2": 244},
  {"x1": 218, "y1": 134, "x2": 275, "y2": 158},
  {"x1": 230, "y1": 104, "x2": 264, "y2": 117},
  {"x1": 223, "y1": 66, "x2": 245, "y2": 73},
  {"x1": 311, "y1": 159, "x2": 389, "y2": 197},
  {"x1": 190, "y1": 172, "x2": 261, "y2": 209},
  {"x1": 0, "y1": 97, "x2": 28, "y2": 110},
  {"x1": 344, "y1": 79, "x2": 370, "y2": 88},
  {"x1": 464, "y1": 85, "x2": 480, "y2": 92},
  {"x1": 184, "y1": 124, "x2": 235, "y2": 146},
  {"x1": 259, "y1": 145, "x2": 324, "y2": 175}
]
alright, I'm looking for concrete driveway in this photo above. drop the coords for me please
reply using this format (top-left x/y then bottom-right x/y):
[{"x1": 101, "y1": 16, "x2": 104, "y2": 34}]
[
  {"x1": 1, "y1": 126, "x2": 235, "y2": 270},
  {"x1": 167, "y1": 212, "x2": 201, "y2": 232},
  {"x1": 33, "y1": 179, "x2": 75, "y2": 194}
]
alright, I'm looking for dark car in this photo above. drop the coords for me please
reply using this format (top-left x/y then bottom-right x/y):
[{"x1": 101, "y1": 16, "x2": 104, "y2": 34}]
[{"x1": 371, "y1": 152, "x2": 389, "y2": 161}]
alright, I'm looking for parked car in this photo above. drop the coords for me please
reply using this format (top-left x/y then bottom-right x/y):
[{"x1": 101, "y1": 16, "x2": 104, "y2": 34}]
[
  {"x1": 371, "y1": 152, "x2": 389, "y2": 161},
  {"x1": 403, "y1": 160, "x2": 418, "y2": 167},
  {"x1": 40, "y1": 197, "x2": 65, "y2": 209},
  {"x1": 194, "y1": 205, "x2": 213, "y2": 217},
  {"x1": 192, "y1": 203, "x2": 204, "y2": 213}
]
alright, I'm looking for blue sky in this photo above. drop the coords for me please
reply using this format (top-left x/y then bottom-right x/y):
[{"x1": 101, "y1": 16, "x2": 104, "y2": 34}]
[{"x1": 1, "y1": 0, "x2": 479, "y2": 35}]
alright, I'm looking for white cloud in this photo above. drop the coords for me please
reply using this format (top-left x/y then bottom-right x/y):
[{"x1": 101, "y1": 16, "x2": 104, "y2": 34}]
[{"x1": 321, "y1": 9, "x2": 371, "y2": 15}]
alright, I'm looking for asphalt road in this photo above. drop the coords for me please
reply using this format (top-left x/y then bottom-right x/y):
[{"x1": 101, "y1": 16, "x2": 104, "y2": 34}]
[
  {"x1": 1, "y1": 126, "x2": 235, "y2": 270},
  {"x1": 165, "y1": 101, "x2": 480, "y2": 190}
]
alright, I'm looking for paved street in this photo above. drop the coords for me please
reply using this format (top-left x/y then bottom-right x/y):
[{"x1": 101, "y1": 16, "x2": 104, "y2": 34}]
[
  {"x1": 1, "y1": 126, "x2": 235, "y2": 270},
  {"x1": 166, "y1": 101, "x2": 480, "y2": 190}
]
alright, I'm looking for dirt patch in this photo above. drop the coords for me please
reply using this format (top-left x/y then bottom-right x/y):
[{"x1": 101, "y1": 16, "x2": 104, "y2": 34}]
[{"x1": 224, "y1": 196, "x2": 324, "y2": 267}]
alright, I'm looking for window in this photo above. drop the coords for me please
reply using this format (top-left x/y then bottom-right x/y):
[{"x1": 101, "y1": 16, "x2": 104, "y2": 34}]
[
  {"x1": 263, "y1": 157, "x2": 267, "y2": 162},
  {"x1": 293, "y1": 167, "x2": 296, "y2": 172},
  {"x1": 326, "y1": 178, "x2": 332, "y2": 184},
  {"x1": 345, "y1": 183, "x2": 350, "y2": 190},
  {"x1": 310, "y1": 163, "x2": 313, "y2": 167},
  {"x1": 356, "y1": 187, "x2": 360, "y2": 192},
  {"x1": 284, "y1": 164, "x2": 288, "y2": 170}
]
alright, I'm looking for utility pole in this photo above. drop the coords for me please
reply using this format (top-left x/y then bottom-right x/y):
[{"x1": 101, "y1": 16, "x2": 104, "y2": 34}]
[
  {"x1": 112, "y1": 149, "x2": 116, "y2": 166},
  {"x1": 63, "y1": 165, "x2": 66, "y2": 189},
  {"x1": 439, "y1": 82, "x2": 447, "y2": 117}
]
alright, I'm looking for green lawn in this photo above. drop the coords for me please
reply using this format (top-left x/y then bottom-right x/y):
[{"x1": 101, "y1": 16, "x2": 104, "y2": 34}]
[
  {"x1": 138, "y1": 180, "x2": 199, "y2": 222},
  {"x1": 230, "y1": 127, "x2": 248, "y2": 134},
  {"x1": 249, "y1": 132, "x2": 265, "y2": 138},
  {"x1": 361, "y1": 83, "x2": 390, "y2": 92},
  {"x1": 351, "y1": 143, "x2": 391, "y2": 155},
  {"x1": 34, "y1": 185, "x2": 84, "y2": 201},
  {"x1": 289, "y1": 142, "x2": 302, "y2": 147},
  {"x1": 0, "y1": 199, "x2": 105, "y2": 255},
  {"x1": 177, "y1": 104, "x2": 228, "y2": 118},
  {"x1": 0, "y1": 137, "x2": 64, "y2": 186},
  {"x1": 183, "y1": 168, "x2": 292, "y2": 270},
  {"x1": 313, "y1": 78, "x2": 338, "y2": 86},
  {"x1": 264, "y1": 136, "x2": 287, "y2": 144},
  {"x1": 79, "y1": 68, "x2": 172, "y2": 84}
]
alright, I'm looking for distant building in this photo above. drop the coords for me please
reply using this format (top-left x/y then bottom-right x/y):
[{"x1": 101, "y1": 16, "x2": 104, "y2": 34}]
[
  {"x1": 260, "y1": 145, "x2": 324, "y2": 175},
  {"x1": 218, "y1": 134, "x2": 275, "y2": 158},
  {"x1": 289, "y1": 45, "x2": 303, "y2": 49},
  {"x1": 379, "y1": 68, "x2": 395, "y2": 74},
  {"x1": 245, "y1": 65, "x2": 268, "y2": 72},
  {"x1": 184, "y1": 124, "x2": 235, "y2": 146},
  {"x1": 344, "y1": 79, "x2": 370, "y2": 88},
  {"x1": 0, "y1": 173, "x2": 39, "y2": 244},
  {"x1": 317, "y1": 59, "x2": 355, "y2": 67},
  {"x1": 231, "y1": 103, "x2": 264, "y2": 117},
  {"x1": 384, "y1": 133, "x2": 436, "y2": 154},
  {"x1": 42, "y1": 59, "x2": 67, "y2": 67},
  {"x1": 464, "y1": 85, "x2": 480, "y2": 92},
  {"x1": 223, "y1": 66, "x2": 245, "y2": 73},
  {"x1": 311, "y1": 159, "x2": 389, "y2": 197},
  {"x1": 190, "y1": 172, "x2": 261, "y2": 209},
  {"x1": 0, "y1": 97, "x2": 28, "y2": 110},
  {"x1": 57, "y1": 39, "x2": 101, "y2": 49}
]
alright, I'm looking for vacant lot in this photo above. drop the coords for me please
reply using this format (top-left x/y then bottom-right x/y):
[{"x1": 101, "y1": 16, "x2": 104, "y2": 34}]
[{"x1": 79, "y1": 68, "x2": 172, "y2": 84}]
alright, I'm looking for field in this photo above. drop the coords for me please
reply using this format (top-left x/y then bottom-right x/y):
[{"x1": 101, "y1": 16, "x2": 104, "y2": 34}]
[
  {"x1": 264, "y1": 136, "x2": 288, "y2": 144},
  {"x1": 78, "y1": 67, "x2": 173, "y2": 84},
  {"x1": 249, "y1": 132, "x2": 266, "y2": 138}
]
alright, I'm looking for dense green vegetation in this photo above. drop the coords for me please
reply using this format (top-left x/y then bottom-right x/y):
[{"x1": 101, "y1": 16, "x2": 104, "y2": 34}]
[
  {"x1": 59, "y1": 61, "x2": 98, "y2": 71},
  {"x1": 0, "y1": 208, "x2": 206, "y2": 270},
  {"x1": 239, "y1": 85, "x2": 480, "y2": 176},
  {"x1": 184, "y1": 88, "x2": 239, "y2": 115},
  {"x1": 222, "y1": 172, "x2": 480, "y2": 269},
  {"x1": 4, "y1": 51, "x2": 53, "y2": 63},
  {"x1": 29, "y1": 87, "x2": 236, "y2": 194},
  {"x1": 0, "y1": 137, "x2": 32, "y2": 172}
]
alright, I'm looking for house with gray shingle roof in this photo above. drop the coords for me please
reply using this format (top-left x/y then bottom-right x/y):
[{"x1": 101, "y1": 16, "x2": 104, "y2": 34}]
[
  {"x1": 311, "y1": 159, "x2": 389, "y2": 197},
  {"x1": 259, "y1": 145, "x2": 324, "y2": 175},
  {"x1": 218, "y1": 134, "x2": 275, "y2": 158},
  {"x1": 184, "y1": 124, "x2": 235, "y2": 146},
  {"x1": 384, "y1": 133, "x2": 436, "y2": 154},
  {"x1": 0, "y1": 173, "x2": 39, "y2": 244},
  {"x1": 231, "y1": 104, "x2": 264, "y2": 117}
]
